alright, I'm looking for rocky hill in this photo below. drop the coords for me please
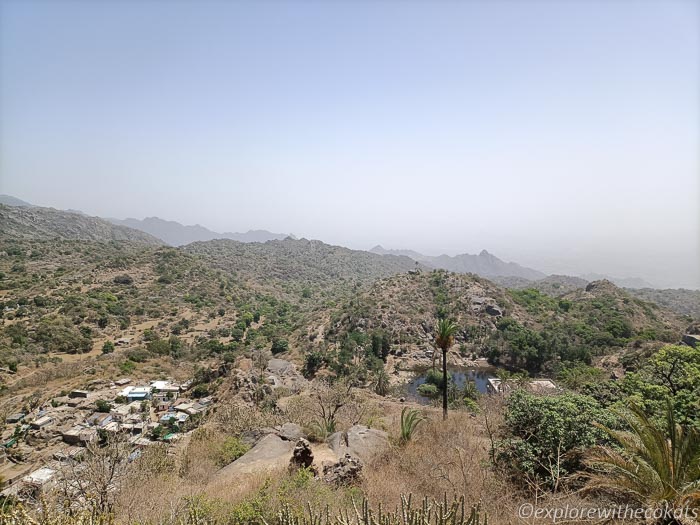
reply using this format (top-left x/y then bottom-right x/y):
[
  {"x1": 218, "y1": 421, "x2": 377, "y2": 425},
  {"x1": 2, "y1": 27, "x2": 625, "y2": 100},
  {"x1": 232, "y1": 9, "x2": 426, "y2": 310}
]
[
  {"x1": 0, "y1": 204, "x2": 163, "y2": 245},
  {"x1": 0, "y1": 236, "x2": 427, "y2": 379},
  {"x1": 297, "y1": 271, "x2": 685, "y2": 376},
  {"x1": 624, "y1": 287, "x2": 700, "y2": 319},
  {"x1": 492, "y1": 274, "x2": 699, "y2": 319},
  {"x1": 185, "y1": 238, "x2": 424, "y2": 294}
]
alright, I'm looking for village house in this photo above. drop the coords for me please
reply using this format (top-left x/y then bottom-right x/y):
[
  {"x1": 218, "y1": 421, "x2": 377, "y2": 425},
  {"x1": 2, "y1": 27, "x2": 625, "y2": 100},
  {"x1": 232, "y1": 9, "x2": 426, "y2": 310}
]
[
  {"x1": 30, "y1": 415, "x2": 53, "y2": 430},
  {"x1": 53, "y1": 447, "x2": 84, "y2": 462},
  {"x1": 66, "y1": 397, "x2": 84, "y2": 408},
  {"x1": 24, "y1": 465, "x2": 58, "y2": 487},
  {"x1": 159, "y1": 412, "x2": 188, "y2": 425},
  {"x1": 130, "y1": 436, "x2": 155, "y2": 448},
  {"x1": 173, "y1": 402, "x2": 193, "y2": 413},
  {"x1": 62, "y1": 424, "x2": 98, "y2": 445},
  {"x1": 150, "y1": 380, "x2": 180, "y2": 393},
  {"x1": 198, "y1": 396, "x2": 213, "y2": 406},
  {"x1": 86, "y1": 412, "x2": 113, "y2": 428},
  {"x1": 110, "y1": 401, "x2": 141, "y2": 422},
  {"x1": 103, "y1": 421, "x2": 121, "y2": 433},
  {"x1": 6, "y1": 464, "x2": 62, "y2": 500},
  {"x1": 486, "y1": 377, "x2": 558, "y2": 394},
  {"x1": 125, "y1": 386, "x2": 153, "y2": 403},
  {"x1": 154, "y1": 399, "x2": 173, "y2": 412},
  {"x1": 68, "y1": 390, "x2": 89, "y2": 399},
  {"x1": 6, "y1": 412, "x2": 26, "y2": 424}
]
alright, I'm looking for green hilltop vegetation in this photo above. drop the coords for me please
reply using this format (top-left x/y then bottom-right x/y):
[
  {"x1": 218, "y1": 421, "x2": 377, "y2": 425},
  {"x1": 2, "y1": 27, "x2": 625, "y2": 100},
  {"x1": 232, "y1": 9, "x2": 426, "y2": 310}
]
[{"x1": 298, "y1": 270, "x2": 684, "y2": 377}]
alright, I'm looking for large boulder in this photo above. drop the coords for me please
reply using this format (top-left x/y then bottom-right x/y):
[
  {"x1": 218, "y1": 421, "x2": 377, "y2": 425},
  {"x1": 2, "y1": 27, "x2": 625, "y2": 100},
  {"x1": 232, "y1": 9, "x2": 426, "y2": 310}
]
[
  {"x1": 484, "y1": 304, "x2": 503, "y2": 317},
  {"x1": 266, "y1": 359, "x2": 308, "y2": 392},
  {"x1": 239, "y1": 427, "x2": 277, "y2": 447},
  {"x1": 327, "y1": 425, "x2": 389, "y2": 463},
  {"x1": 682, "y1": 334, "x2": 700, "y2": 348},
  {"x1": 277, "y1": 422, "x2": 304, "y2": 441},
  {"x1": 214, "y1": 434, "x2": 294, "y2": 478}
]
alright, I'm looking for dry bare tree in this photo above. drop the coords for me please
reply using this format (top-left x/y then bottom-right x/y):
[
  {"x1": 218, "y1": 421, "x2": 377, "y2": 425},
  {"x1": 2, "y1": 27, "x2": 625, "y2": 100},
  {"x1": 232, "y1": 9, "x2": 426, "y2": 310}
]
[{"x1": 59, "y1": 434, "x2": 131, "y2": 515}]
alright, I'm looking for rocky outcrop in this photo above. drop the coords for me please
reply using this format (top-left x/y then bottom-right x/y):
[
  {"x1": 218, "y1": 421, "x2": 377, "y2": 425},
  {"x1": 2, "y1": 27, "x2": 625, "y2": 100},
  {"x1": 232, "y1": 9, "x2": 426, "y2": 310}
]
[
  {"x1": 289, "y1": 438, "x2": 314, "y2": 470},
  {"x1": 682, "y1": 334, "x2": 700, "y2": 348},
  {"x1": 231, "y1": 359, "x2": 308, "y2": 402},
  {"x1": 0, "y1": 204, "x2": 163, "y2": 244},
  {"x1": 327, "y1": 425, "x2": 389, "y2": 463},
  {"x1": 322, "y1": 454, "x2": 363, "y2": 485},
  {"x1": 484, "y1": 304, "x2": 503, "y2": 317},
  {"x1": 266, "y1": 359, "x2": 308, "y2": 392},
  {"x1": 239, "y1": 422, "x2": 304, "y2": 447},
  {"x1": 277, "y1": 422, "x2": 304, "y2": 441}
]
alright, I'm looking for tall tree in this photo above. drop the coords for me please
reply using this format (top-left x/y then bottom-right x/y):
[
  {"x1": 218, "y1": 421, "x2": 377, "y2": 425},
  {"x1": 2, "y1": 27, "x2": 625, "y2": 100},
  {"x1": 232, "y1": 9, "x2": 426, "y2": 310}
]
[{"x1": 435, "y1": 318, "x2": 458, "y2": 420}]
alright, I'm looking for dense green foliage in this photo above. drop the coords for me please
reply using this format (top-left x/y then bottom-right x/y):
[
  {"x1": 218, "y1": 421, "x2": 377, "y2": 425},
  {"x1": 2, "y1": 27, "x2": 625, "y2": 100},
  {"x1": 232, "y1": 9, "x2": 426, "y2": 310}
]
[
  {"x1": 621, "y1": 345, "x2": 700, "y2": 426},
  {"x1": 497, "y1": 390, "x2": 616, "y2": 491},
  {"x1": 483, "y1": 288, "x2": 679, "y2": 374}
]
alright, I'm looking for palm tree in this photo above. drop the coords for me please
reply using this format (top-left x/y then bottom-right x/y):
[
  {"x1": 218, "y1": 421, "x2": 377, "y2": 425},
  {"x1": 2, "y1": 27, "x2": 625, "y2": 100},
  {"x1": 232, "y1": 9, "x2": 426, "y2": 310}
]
[
  {"x1": 374, "y1": 369, "x2": 390, "y2": 396},
  {"x1": 435, "y1": 318, "x2": 458, "y2": 420},
  {"x1": 585, "y1": 402, "x2": 700, "y2": 517}
]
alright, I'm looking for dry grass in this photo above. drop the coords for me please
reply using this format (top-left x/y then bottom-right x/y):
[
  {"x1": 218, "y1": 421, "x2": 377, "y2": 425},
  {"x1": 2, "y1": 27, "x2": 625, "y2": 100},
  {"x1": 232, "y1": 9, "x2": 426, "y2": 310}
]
[
  {"x1": 362, "y1": 406, "x2": 513, "y2": 522},
  {"x1": 6, "y1": 398, "x2": 627, "y2": 525}
]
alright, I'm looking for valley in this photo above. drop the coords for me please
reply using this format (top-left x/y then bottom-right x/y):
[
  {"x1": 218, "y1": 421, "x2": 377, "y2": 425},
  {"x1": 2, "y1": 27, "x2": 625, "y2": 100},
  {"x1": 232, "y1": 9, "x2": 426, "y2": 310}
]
[{"x1": 1, "y1": 206, "x2": 699, "y2": 524}]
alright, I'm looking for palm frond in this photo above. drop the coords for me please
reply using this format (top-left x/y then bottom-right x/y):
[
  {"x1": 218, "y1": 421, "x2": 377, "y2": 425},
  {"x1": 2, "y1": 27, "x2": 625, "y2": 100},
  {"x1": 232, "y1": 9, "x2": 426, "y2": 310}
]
[
  {"x1": 584, "y1": 401, "x2": 700, "y2": 508},
  {"x1": 435, "y1": 318, "x2": 458, "y2": 352}
]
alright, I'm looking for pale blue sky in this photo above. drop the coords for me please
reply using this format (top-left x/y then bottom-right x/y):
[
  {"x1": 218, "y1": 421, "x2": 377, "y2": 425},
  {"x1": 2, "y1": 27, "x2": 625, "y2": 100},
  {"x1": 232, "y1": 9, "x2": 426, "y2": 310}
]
[{"x1": 0, "y1": 0, "x2": 698, "y2": 287}]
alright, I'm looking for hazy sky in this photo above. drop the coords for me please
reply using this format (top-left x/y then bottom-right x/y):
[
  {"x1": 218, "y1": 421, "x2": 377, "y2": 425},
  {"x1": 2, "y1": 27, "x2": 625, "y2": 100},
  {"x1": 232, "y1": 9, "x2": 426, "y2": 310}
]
[{"x1": 1, "y1": 0, "x2": 698, "y2": 288}]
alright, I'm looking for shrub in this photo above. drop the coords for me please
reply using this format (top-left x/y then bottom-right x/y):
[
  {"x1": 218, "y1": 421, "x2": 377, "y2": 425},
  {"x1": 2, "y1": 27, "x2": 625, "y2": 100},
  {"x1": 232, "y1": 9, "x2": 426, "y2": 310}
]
[
  {"x1": 417, "y1": 383, "x2": 439, "y2": 397},
  {"x1": 113, "y1": 274, "x2": 133, "y2": 285},
  {"x1": 399, "y1": 407, "x2": 425, "y2": 444},
  {"x1": 425, "y1": 368, "x2": 450, "y2": 389},
  {"x1": 34, "y1": 315, "x2": 92, "y2": 354},
  {"x1": 95, "y1": 399, "x2": 111, "y2": 413},
  {"x1": 192, "y1": 384, "x2": 209, "y2": 398},
  {"x1": 271, "y1": 338, "x2": 289, "y2": 355},
  {"x1": 217, "y1": 436, "x2": 250, "y2": 466},
  {"x1": 102, "y1": 340, "x2": 115, "y2": 354},
  {"x1": 119, "y1": 360, "x2": 136, "y2": 374},
  {"x1": 303, "y1": 351, "x2": 324, "y2": 377},
  {"x1": 497, "y1": 390, "x2": 616, "y2": 492},
  {"x1": 126, "y1": 348, "x2": 149, "y2": 363}
]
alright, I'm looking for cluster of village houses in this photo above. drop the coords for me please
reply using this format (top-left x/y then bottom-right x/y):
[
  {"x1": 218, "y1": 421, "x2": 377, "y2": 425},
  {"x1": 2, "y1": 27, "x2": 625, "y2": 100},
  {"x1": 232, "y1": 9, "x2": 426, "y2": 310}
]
[{"x1": 0, "y1": 377, "x2": 212, "y2": 502}]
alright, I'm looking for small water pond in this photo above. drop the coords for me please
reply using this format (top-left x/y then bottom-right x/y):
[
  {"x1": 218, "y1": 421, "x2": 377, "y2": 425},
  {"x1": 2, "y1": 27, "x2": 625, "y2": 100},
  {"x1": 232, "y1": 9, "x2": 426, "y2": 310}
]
[{"x1": 405, "y1": 367, "x2": 496, "y2": 405}]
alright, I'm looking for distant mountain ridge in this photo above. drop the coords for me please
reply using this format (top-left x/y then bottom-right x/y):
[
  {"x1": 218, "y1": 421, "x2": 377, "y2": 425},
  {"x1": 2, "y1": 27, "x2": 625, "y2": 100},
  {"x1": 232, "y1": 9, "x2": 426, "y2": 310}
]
[
  {"x1": 0, "y1": 194, "x2": 672, "y2": 289},
  {"x1": 0, "y1": 204, "x2": 163, "y2": 245},
  {"x1": 370, "y1": 245, "x2": 546, "y2": 280},
  {"x1": 108, "y1": 216, "x2": 291, "y2": 246}
]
